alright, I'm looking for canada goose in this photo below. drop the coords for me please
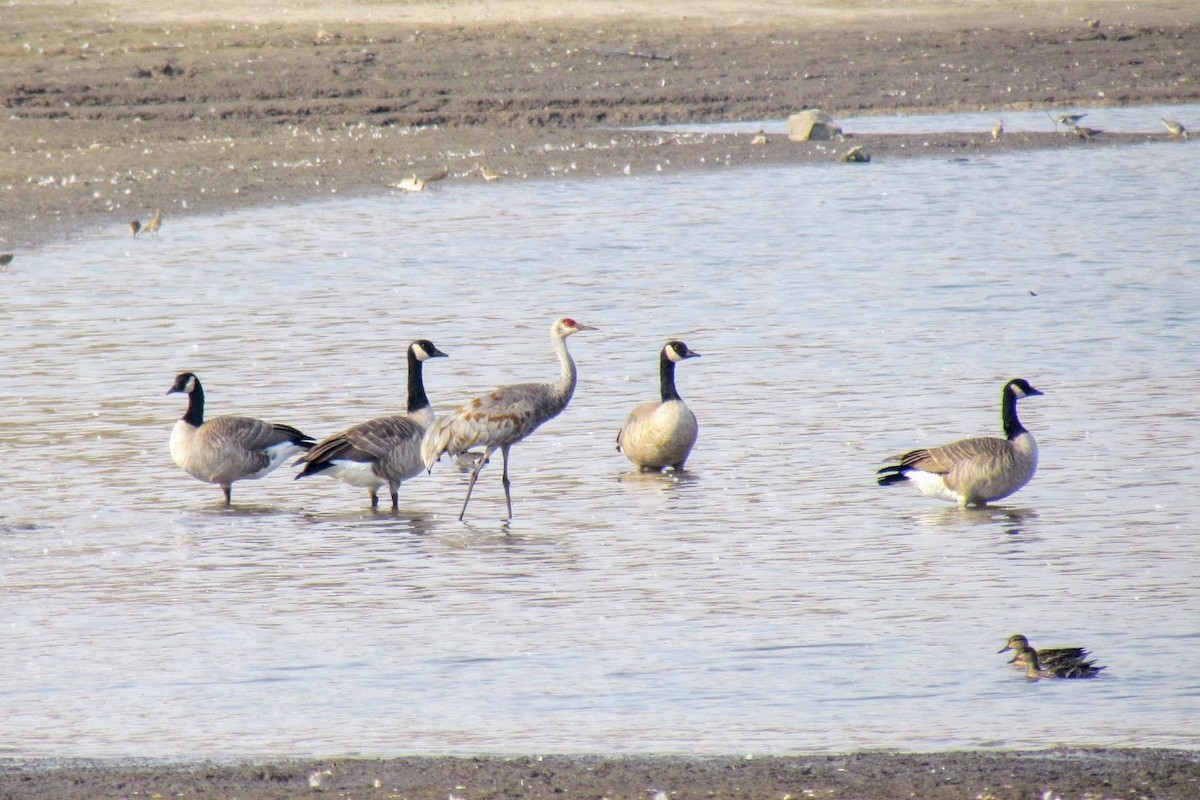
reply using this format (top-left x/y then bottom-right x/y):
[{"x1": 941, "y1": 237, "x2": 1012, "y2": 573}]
[
  {"x1": 295, "y1": 340, "x2": 448, "y2": 509},
  {"x1": 422, "y1": 318, "x2": 596, "y2": 520},
  {"x1": 876, "y1": 378, "x2": 1043, "y2": 507},
  {"x1": 1162, "y1": 118, "x2": 1188, "y2": 141},
  {"x1": 143, "y1": 208, "x2": 163, "y2": 238},
  {"x1": 998, "y1": 634, "x2": 1090, "y2": 671},
  {"x1": 167, "y1": 372, "x2": 315, "y2": 505},
  {"x1": 1012, "y1": 645, "x2": 1105, "y2": 680},
  {"x1": 617, "y1": 340, "x2": 700, "y2": 472}
]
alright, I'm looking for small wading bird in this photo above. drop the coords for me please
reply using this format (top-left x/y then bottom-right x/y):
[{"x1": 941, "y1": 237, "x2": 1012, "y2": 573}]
[
  {"x1": 617, "y1": 340, "x2": 700, "y2": 472},
  {"x1": 477, "y1": 164, "x2": 501, "y2": 182},
  {"x1": 0, "y1": 253, "x2": 13, "y2": 267},
  {"x1": 129, "y1": 219, "x2": 141, "y2": 238},
  {"x1": 998, "y1": 634, "x2": 1091, "y2": 671},
  {"x1": 876, "y1": 378, "x2": 1043, "y2": 507},
  {"x1": 1012, "y1": 645, "x2": 1106, "y2": 680},
  {"x1": 421, "y1": 317, "x2": 596, "y2": 521},
  {"x1": 750, "y1": 130, "x2": 768, "y2": 145},
  {"x1": 1162, "y1": 118, "x2": 1188, "y2": 141},
  {"x1": 1053, "y1": 112, "x2": 1087, "y2": 129},
  {"x1": 295, "y1": 340, "x2": 448, "y2": 509},
  {"x1": 992, "y1": 119, "x2": 1004, "y2": 141},
  {"x1": 142, "y1": 207, "x2": 163, "y2": 238},
  {"x1": 1073, "y1": 125, "x2": 1103, "y2": 142},
  {"x1": 167, "y1": 372, "x2": 315, "y2": 506},
  {"x1": 389, "y1": 174, "x2": 426, "y2": 192}
]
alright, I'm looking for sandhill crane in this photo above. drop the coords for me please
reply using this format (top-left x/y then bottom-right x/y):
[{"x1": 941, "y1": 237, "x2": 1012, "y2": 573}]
[
  {"x1": 294, "y1": 339, "x2": 448, "y2": 509},
  {"x1": 167, "y1": 372, "x2": 315, "y2": 505},
  {"x1": 617, "y1": 340, "x2": 700, "y2": 472},
  {"x1": 876, "y1": 378, "x2": 1043, "y2": 507},
  {"x1": 421, "y1": 317, "x2": 596, "y2": 520},
  {"x1": 143, "y1": 207, "x2": 163, "y2": 238}
]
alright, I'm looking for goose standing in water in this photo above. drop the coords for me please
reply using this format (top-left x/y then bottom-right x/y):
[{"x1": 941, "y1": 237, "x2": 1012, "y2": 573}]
[
  {"x1": 168, "y1": 372, "x2": 315, "y2": 505},
  {"x1": 617, "y1": 340, "x2": 700, "y2": 472},
  {"x1": 295, "y1": 339, "x2": 448, "y2": 509},
  {"x1": 422, "y1": 317, "x2": 595, "y2": 520},
  {"x1": 876, "y1": 378, "x2": 1043, "y2": 507}
]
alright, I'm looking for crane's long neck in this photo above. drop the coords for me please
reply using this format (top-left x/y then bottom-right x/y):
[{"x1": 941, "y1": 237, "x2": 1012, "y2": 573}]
[
  {"x1": 659, "y1": 349, "x2": 682, "y2": 402},
  {"x1": 407, "y1": 348, "x2": 430, "y2": 413},
  {"x1": 183, "y1": 380, "x2": 205, "y2": 427},
  {"x1": 1001, "y1": 387, "x2": 1026, "y2": 439},
  {"x1": 553, "y1": 330, "x2": 578, "y2": 405}
]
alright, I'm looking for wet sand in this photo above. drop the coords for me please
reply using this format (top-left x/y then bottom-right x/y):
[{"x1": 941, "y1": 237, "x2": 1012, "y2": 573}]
[
  {"x1": 2, "y1": 0, "x2": 1199, "y2": 794},
  {"x1": 2, "y1": 0, "x2": 1197, "y2": 250},
  {"x1": 5, "y1": 749, "x2": 1200, "y2": 799}
]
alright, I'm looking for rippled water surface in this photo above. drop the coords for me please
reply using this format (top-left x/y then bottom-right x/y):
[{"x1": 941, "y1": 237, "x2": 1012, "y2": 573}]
[{"x1": 2, "y1": 128, "x2": 1198, "y2": 758}]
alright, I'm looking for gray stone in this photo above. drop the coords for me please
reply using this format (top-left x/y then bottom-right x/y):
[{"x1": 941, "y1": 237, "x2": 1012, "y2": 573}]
[{"x1": 787, "y1": 110, "x2": 842, "y2": 141}]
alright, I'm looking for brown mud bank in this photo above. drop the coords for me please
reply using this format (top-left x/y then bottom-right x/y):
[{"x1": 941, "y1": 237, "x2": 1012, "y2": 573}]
[
  {"x1": 2, "y1": 2, "x2": 1198, "y2": 250},
  {"x1": 4, "y1": 749, "x2": 1200, "y2": 799}
]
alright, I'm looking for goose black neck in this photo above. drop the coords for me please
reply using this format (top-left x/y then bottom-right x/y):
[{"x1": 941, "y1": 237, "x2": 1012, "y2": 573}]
[
  {"x1": 659, "y1": 349, "x2": 682, "y2": 402},
  {"x1": 1002, "y1": 386, "x2": 1026, "y2": 439},
  {"x1": 183, "y1": 379, "x2": 205, "y2": 427},
  {"x1": 406, "y1": 348, "x2": 430, "y2": 413}
]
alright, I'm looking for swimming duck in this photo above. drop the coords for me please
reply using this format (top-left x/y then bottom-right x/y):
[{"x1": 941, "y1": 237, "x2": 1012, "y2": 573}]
[
  {"x1": 997, "y1": 633, "x2": 1091, "y2": 669},
  {"x1": 1012, "y1": 645, "x2": 1105, "y2": 680}
]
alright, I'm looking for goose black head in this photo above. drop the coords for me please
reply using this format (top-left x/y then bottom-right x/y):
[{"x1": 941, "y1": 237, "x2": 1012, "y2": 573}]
[
  {"x1": 412, "y1": 340, "x2": 449, "y2": 361},
  {"x1": 1007, "y1": 378, "x2": 1043, "y2": 399},
  {"x1": 167, "y1": 372, "x2": 199, "y2": 395},
  {"x1": 665, "y1": 340, "x2": 701, "y2": 362}
]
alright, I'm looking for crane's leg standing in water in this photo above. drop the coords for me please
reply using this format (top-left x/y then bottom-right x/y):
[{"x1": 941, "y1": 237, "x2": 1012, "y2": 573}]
[
  {"x1": 500, "y1": 443, "x2": 514, "y2": 519},
  {"x1": 459, "y1": 445, "x2": 497, "y2": 521}
]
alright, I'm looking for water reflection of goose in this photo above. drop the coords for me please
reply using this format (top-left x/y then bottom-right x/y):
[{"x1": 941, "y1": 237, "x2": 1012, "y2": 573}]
[
  {"x1": 877, "y1": 379, "x2": 1042, "y2": 507},
  {"x1": 295, "y1": 340, "x2": 448, "y2": 510},
  {"x1": 422, "y1": 318, "x2": 596, "y2": 521}
]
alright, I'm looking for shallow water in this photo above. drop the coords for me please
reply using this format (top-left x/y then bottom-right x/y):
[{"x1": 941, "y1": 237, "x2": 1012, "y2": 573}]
[{"x1": 1, "y1": 126, "x2": 1198, "y2": 758}]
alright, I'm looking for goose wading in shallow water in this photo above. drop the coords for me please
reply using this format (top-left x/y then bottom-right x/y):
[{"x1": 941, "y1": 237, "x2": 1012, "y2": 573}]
[
  {"x1": 421, "y1": 317, "x2": 596, "y2": 521},
  {"x1": 876, "y1": 378, "x2": 1043, "y2": 507},
  {"x1": 294, "y1": 339, "x2": 448, "y2": 509},
  {"x1": 617, "y1": 340, "x2": 700, "y2": 472},
  {"x1": 167, "y1": 372, "x2": 315, "y2": 505}
]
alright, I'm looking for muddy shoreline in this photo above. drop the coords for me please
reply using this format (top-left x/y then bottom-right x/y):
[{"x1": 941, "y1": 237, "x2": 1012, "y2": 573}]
[
  {"x1": 4, "y1": 749, "x2": 1200, "y2": 799},
  {"x1": 2, "y1": 4, "x2": 1197, "y2": 251}
]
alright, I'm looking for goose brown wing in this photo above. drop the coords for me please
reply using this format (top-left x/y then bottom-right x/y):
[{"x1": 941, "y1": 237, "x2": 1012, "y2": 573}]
[
  {"x1": 896, "y1": 436, "x2": 1008, "y2": 474},
  {"x1": 307, "y1": 415, "x2": 424, "y2": 465},
  {"x1": 191, "y1": 415, "x2": 280, "y2": 479}
]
